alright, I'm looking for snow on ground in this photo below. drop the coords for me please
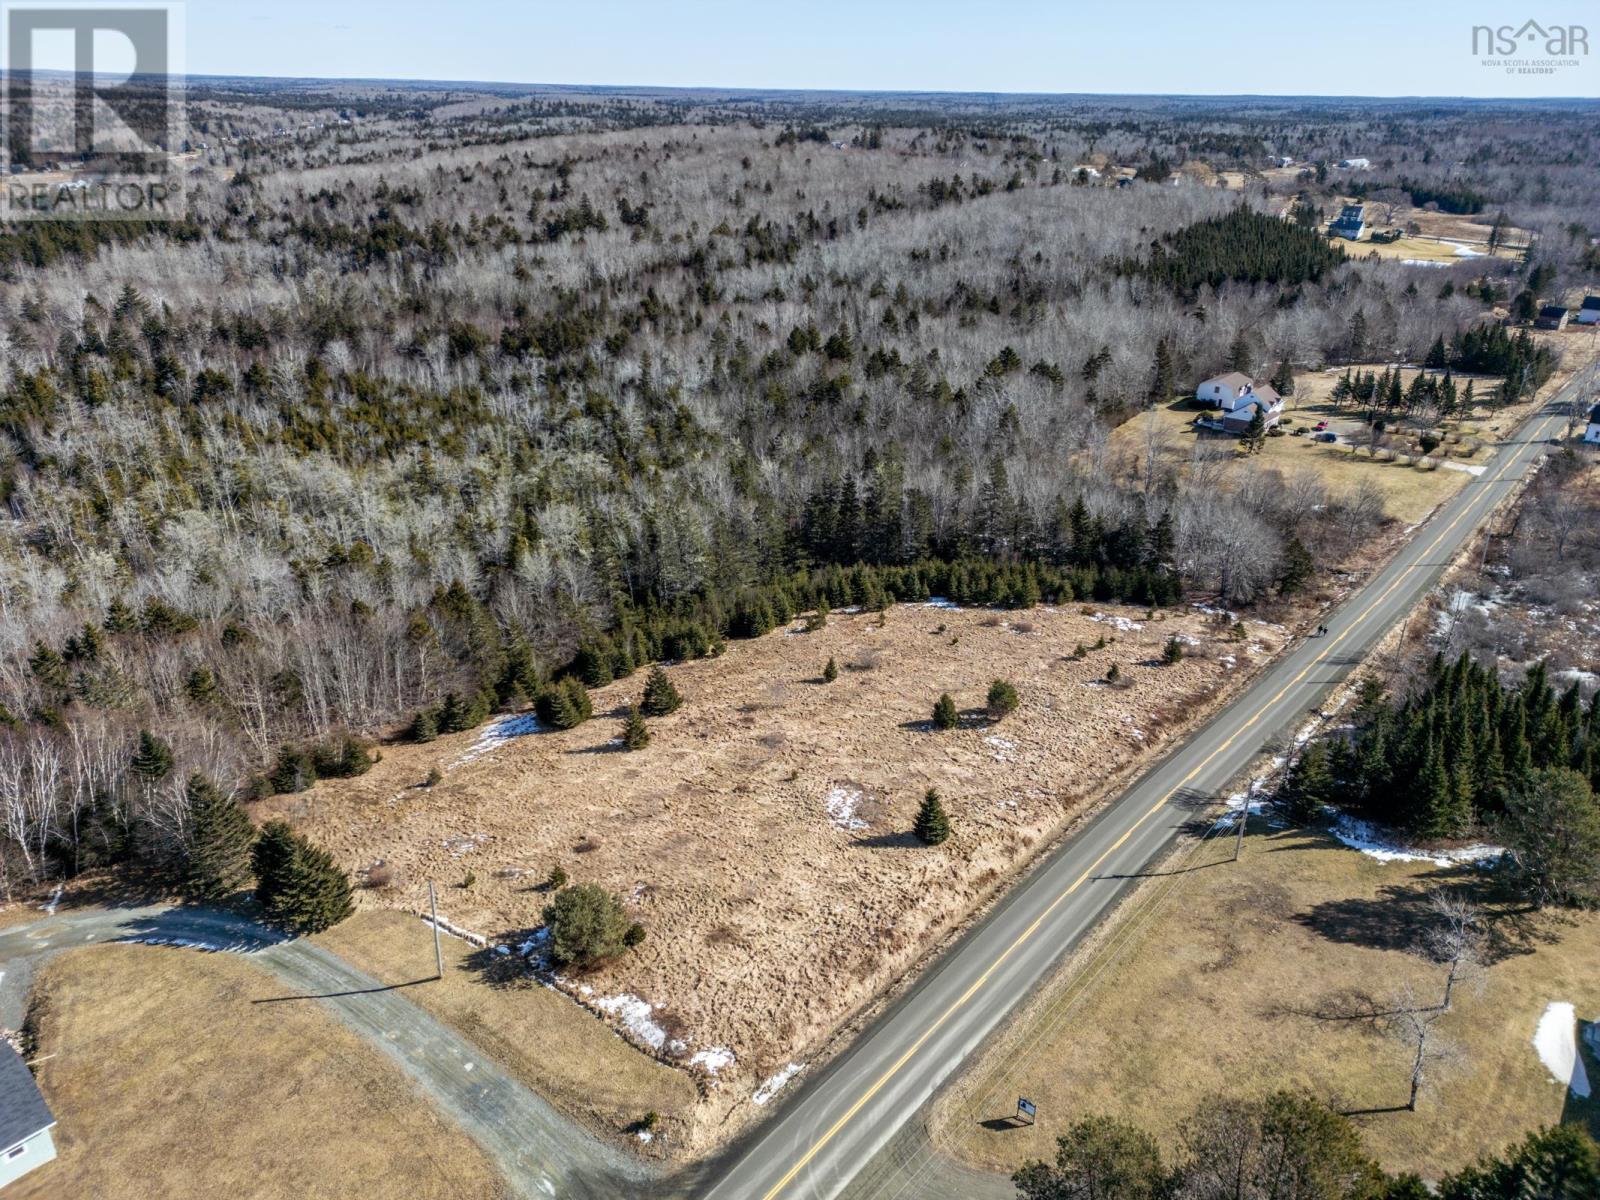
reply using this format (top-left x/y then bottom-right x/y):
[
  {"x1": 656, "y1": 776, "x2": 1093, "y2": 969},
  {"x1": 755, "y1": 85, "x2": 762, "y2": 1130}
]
[
  {"x1": 922, "y1": 597, "x2": 961, "y2": 610},
  {"x1": 1533, "y1": 1002, "x2": 1592, "y2": 1098},
  {"x1": 1452, "y1": 242, "x2": 1485, "y2": 257},
  {"x1": 442, "y1": 832, "x2": 490, "y2": 857},
  {"x1": 452, "y1": 713, "x2": 546, "y2": 766},
  {"x1": 39, "y1": 884, "x2": 62, "y2": 914},
  {"x1": 823, "y1": 785, "x2": 869, "y2": 832},
  {"x1": 1558, "y1": 669, "x2": 1600, "y2": 689},
  {"x1": 1442, "y1": 461, "x2": 1487, "y2": 476},
  {"x1": 985, "y1": 736, "x2": 1016, "y2": 763},
  {"x1": 689, "y1": 1047, "x2": 736, "y2": 1076},
  {"x1": 1189, "y1": 602, "x2": 1237, "y2": 621},
  {"x1": 420, "y1": 913, "x2": 490, "y2": 948},
  {"x1": 753, "y1": 1062, "x2": 803, "y2": 1105},
  {"x1": 594, "y1": 993, "x2": 687, "y2": 1056},
  {"x1": 1330, "y1": 813, "x2": 1503, "y2": 867},
  {"x1": 636, "y1": 1130, "x2": 654, "y2": 1144},
  {"x1": 1089, "y1": 612, "x2": 1143, "y2": 633},
  {"x1": 1400, "y1": 259, "x2": 1451, "y2": 268}
]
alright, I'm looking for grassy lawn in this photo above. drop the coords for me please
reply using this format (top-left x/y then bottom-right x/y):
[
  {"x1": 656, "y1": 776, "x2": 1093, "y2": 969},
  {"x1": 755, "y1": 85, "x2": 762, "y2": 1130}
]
[
  {"x1": 315, "y1": 910, "x2": 699, "y2": 1139},
  {"x1": 932, "y1": 822, "x2": 1600, "y2": 1179},
  {"x1": 16, "y1": 943, "x2": 504, "y2": 1200}
]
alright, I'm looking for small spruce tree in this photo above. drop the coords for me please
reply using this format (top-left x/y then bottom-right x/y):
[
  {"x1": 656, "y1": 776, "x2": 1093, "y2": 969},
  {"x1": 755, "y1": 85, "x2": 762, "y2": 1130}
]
[
  {"x1": 986, "y1": 679, "x2": 1020, "y2": 719},
  {"x1": 914, "y1": 788, "x2": 951, "y2": 846},
  {"x1": 640, "y1": 666, "x2": 683, "y2": 717},
  {"x1": 1162, "y1": 635, "x2": 1184, "y2": 664},
  {"x1": 130, "y1": 729, "x2": 174, "y2": 785},
  {"x1": 253, "y1": 821, "x2": 353, "y2": 934},
  {"x1": 622, "y1": 705, "x2": 651, "y2": 750},
  {"x1": 1106, "y1": 663, "x2": 1122, "y2": 684},
  {"x1": 933, "y1": 692, "x2": 959, "y2": 730},
  {"x1": 409, "y1": 708, "x2": 438, "y2": 743},
  {"x1": 823, "y1": 657, "x2": 839, "y2": 683}
]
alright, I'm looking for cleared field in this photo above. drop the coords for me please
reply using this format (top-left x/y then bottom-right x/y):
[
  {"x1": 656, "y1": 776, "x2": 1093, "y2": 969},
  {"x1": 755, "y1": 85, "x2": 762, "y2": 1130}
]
[
  {"x1": 14, "y1": 944, "x2": 505, "y2": 1200},
  {"x1": 932, "y1": 821, "x2": 1600, "y2": 1179},
  {"x1": 262, "y1": 601, "x2": 1288, "y2": 1130},
  {"x1": 315, "y1": 910, "x2": 699, "y2": 1142}
]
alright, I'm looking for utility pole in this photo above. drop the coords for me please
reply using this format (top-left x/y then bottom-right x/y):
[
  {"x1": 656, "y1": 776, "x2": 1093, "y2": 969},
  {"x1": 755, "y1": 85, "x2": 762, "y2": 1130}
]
[{"x1": 428, "y1": 880, "x2": 443, "y2": 980}]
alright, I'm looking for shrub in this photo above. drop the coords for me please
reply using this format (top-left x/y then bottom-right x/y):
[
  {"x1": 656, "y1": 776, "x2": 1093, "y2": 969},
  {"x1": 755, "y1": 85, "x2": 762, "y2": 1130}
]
[
  {"x1": 547, "y1": 864, "x2": 568, "y2": 890},
  {"x1": 640, "y1": 666, "x2": 682, "y2": 717},
  {"x1": 1106, "y1": 663, "x2": 1121, "y2": 684},
  {"x1": 933, "y1": 692, "x2": 959, "y2": 730},
  {"x1": 622, "y1": 704, "x2": 651, "y2": 750},
  {"x1": 986, "y1": 679, "x2": 1020, "y2": 719},
  {"x1": 542, "y1": 882, "x2": 633, "y2": 969},
  {"x1": 1162, "y1": 635, "x2": 1184, "y2": 664},
  {"x1": 311, "y1": 735, "x2": 374, "y2": 778},
  {"x1": 425, "y1": 766, "x2": 443, "y2": 787},
  {"x1": 823, "y1": 656, "x2": 838, "y2": 682},
  {"x1": 269, "y1": 745, "x2": 317, "y2": 795},
  {"x1": 536, "y1": 677, "x2": 593, "y2": 729},
  {"x1": 624, "y1": 922, "x2": 647, "y2": 947},
  {"x1": 409, "y1": 708, "x2": 438, "y2": 743},
  {"x1": 915, "y1": 788, "x2": 951, "y2": 845}
]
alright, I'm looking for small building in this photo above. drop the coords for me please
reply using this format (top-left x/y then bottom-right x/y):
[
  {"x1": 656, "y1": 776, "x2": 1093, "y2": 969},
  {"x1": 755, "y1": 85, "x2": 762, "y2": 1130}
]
[
  {"x1": 1576, "y1": 295, "x2": 1600, "y2": 325},
  {"x1": 1337, "y1": 157, "x2": 1370, "y2": 170},
  {"x1": 1195, "y1": 374, "x2": 1285, "y2": 435},
  {"x1": 1585, "y1": 402, "x2": 1600, "y2": 445},
  {"x1": 1329, "y1": 204, "x2": 1366, "y2": 241},
  {"x1": 1272, "y1": 155, "x2": 1294, "y2": 167},
  {"x1": 0, "y1": 1046, "x2": 55, "y2": 1189},
  {"x1": 1535, "y1": 305, "x2": 1571, "y2": 331}
]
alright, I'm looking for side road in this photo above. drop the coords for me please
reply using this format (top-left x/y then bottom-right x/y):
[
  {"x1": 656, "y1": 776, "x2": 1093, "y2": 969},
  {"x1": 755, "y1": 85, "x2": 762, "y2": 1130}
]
[{"x1": 0, "y1": 904, "x2": 648, "y2": 1200}]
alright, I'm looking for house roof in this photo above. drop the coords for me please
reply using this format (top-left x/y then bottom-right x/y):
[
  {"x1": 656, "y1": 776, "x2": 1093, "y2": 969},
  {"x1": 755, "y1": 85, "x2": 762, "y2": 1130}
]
[
  {"x1": 1333, "y1": 204, "x2": 1365, "y2": 225},
  {"x1": 0, "y1": 1046, "x2": 53, "y2": 1151},
  {"x1": 1201, "y1": 371, "x2": 1252, "y2": 392},
  {"x1": 1581, "y1": 295, "x2": 1600, "y2": 311},
  {"x1": 1252, "y1": 385, "x2": 1282, "y2": 407},
  {"x1": 1538, "y1": 305, "x2": 1569, "y2": 319},
  {"x1": 1589, "y1": 401, "x2": 1600, "y2": 425}
]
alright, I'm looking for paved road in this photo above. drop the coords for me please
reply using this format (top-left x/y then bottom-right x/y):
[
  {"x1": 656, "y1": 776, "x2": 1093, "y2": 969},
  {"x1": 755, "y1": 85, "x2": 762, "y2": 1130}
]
[
  {"x1": 0, "y1": 904, "x2": 647, "y2": 1200},
  {"x1": 702, "y1": 390, "x2": 1578, "y2": 1200}
]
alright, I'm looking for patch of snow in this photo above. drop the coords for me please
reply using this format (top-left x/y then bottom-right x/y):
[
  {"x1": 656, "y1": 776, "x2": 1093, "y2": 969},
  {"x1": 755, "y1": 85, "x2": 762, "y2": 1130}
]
[
  {"x1": 922, "y1": 597, "x2": 961, "y2": 610},
  {"x1": 636, "y1": 1130, "x2": 654, "y2": 1144},
  {"x1": 1089, "y1": 612, "x2": 1143, "y2": 633},
  {"x1": 39, "y1": 884, "x2": 62, "y2": 914},
  {"x1": 1533, "y1": 1002, "x2": 1591, "y2": 1098},
  {"x1": 823, "y1": 785, "x2": 869, "y2": 832},
  {"x1": 120, "y1": 935, "x2": 239, "y2": 952},
  {"x1": 1330, "y1": 814, "x2": 1503, "y2": 867},
  {"x1": 753, "y1": 1062, "x2": 803, "y2": 1105},
  {"x1": 420, "y1": 913, "x2": 489, "y2": 948},
  {"x1": 1441, "y1": 460, "x2": 1486, "y2": 476},
  {"x1": 1190, "y1": 602, "x2": 1237, "y2": 621},
  {"x1": 443, "y1": 832, "x2": 490, "y2": 857},
  {"x1": 1219, "y1": 655, "x2": 1237, "y2": 670},
  {"x1": 453, "y1": 712, "x2": 546, "y2": 766},
  {"x1": 690, "y1": 1047, "x2": 736, "y2": 1076},
  {"x1": 1557, "y1": 669, "x2": 1599, "y2": 688},
  {"x1": 594, "y1": 993, "x2": 686, "y2": 1056},
  {"x1": 985, "y1": 735, "x2": 1016, "y2": 763},
  {"x1": 1451, "y1": 242, "x2": 1485, "y2": 258},
  {"x1": 1400, "y1": 258, "x2": 1451, "y2": 268}
]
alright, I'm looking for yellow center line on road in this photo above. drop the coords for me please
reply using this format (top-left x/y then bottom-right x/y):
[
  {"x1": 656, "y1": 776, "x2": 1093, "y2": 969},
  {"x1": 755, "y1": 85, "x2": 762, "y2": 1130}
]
[{"x1": 756, "y1": 412, "x2": 1556, "y2": 1200}]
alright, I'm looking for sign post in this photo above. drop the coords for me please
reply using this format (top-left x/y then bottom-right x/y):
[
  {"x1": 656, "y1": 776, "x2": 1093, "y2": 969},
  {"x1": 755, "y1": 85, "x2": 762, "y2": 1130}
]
[{"x1": 1016, "y1": 1097, "x2": 1037, "y2": 1126}]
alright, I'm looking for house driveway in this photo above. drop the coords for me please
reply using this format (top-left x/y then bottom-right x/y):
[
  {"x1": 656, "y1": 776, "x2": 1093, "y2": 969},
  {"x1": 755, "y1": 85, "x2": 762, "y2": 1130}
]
[{"x1": 0, "y1": 903, "x2": 651, "y2": 1200}]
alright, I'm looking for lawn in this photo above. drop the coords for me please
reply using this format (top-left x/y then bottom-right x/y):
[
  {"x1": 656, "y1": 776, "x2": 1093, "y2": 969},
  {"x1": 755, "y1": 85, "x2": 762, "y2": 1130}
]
[
  {"x1": 932, "y1": 820, "x2": 1600, "y2": 1179},
  {"x1": 15, "y1": 944, "x2": 505, "y2": 1200},
  {"x1": 315, "y1": 910, "x2": 699, "y2": 1141}
]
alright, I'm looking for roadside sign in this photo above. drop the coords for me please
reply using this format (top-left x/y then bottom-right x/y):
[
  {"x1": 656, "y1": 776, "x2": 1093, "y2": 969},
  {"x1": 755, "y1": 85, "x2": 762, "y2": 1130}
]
[{"x1": 1017, "y1": 1097, "x2": 1037, "y2": 1125}]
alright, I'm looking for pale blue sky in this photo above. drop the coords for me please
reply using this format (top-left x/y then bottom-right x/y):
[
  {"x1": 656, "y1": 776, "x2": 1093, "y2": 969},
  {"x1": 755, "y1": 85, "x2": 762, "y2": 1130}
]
[{"x1": 175, "y1": 0, "x2": 1598, "y2": 98}]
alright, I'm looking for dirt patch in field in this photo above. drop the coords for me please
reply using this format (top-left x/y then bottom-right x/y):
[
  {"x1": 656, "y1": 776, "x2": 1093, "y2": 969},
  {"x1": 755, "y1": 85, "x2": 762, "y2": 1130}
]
[
  {"x1": 261, "y1": 602, "x2": 1287, "y2": 1131},
  {"x1": 15, "y1": 944, "x2": 505, "y2": 1200}
]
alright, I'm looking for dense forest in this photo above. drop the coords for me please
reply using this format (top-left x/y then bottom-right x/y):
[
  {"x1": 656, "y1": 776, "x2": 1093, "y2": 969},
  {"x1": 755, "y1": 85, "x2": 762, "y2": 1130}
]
[{"x1": 0, "y1": 86, "x2": 1596, "y2": 891}]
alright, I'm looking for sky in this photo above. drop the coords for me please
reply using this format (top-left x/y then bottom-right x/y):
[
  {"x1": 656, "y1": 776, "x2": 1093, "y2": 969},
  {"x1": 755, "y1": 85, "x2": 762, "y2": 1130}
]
[{"x1": 48, "y1": 0, "x2": 1600, "y2": 99}]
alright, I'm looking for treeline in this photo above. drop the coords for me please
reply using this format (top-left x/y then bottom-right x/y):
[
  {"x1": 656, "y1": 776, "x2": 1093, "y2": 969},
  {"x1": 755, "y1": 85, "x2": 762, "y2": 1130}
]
[
  {"x1": 1015, "y1": 1097, "x2": 1598, "y2": 1200},
  {"x1": 1132, "y1": 205, "x2": 1345, "y2": 295},
  {"x1": 1353, "y1": 176, "x2": 1489, "y2": 215},
  {"x1": 1285, "y1": 655, "x2": 1600, "y2": 838}
]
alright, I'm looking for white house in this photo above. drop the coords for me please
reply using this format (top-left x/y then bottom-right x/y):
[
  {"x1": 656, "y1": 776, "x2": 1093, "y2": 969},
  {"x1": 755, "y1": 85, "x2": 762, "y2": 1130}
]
[
  {"x1": 0, "y1": 1047, "x2": 55, "y2": 1190},
  {"x1": 1337, "y1": 157, "x2": 1370, "y2": 170},
  {"x1": 1577, "y1": 295, "x2": 1600, "y2": 325},
  {"x1": 1585, "y1": 402, "x2": 1600, "y2": 445},
  {"x1": 1195, "y1": 373, "x2": 1285, "y2": 435},
  {"x1": 1329, "y1": 204, "x2": 1366, "y2": 241}
]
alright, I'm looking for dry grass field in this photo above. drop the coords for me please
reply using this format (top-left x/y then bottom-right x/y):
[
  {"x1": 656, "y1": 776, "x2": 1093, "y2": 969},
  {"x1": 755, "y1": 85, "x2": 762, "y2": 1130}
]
[
  {"x1": 14, "y1": 944, "x2": 505, "y2": 1200},
  {"x1": 316, "y1": 910, "x2": 699, "y2": 1140},
  {"x1": 262, "y1": 601, "x2": 1288, "y2": 1122},
  {"x1": 933, "y1": 821, "x2": 1600, "y2": 1179}
]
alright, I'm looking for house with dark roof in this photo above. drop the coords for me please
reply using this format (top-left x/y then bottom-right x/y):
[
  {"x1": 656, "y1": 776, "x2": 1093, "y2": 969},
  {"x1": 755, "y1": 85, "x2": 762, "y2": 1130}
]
[
  {"x1": 1534, "y1": 304, "x2": 1571, "y2": 331},
  {"x1": 1585, "y1": 402, "x2": 1600, "y2": 446},
  {"x1": 1577, "y1": 295, "x2": 1600, "y2": 326},
  {"x1": 1329, "y1": 204, "x2": 1366, "y2": 241},
  {"x1": 0, "y1": 1046, "x2": 55, "y2": 1189}
]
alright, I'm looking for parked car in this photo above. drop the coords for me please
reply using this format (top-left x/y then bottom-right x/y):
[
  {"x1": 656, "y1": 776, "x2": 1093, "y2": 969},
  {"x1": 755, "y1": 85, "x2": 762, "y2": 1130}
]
[
  {"x1": 1313, "y1": 421, "x2": 1329, "y2": 431},
  {"x1": 1316, "y1": 431, "x2": 1338, "y2": 443}
]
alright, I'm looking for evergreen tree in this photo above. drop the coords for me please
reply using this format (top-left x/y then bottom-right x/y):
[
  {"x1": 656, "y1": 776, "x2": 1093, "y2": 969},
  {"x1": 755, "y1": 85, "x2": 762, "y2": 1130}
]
[
  {"x1": 253, "y1": 821, "x2": 352, "y2": 934},
  {"x1": 180, "y1": 774, "x2": 256, "y2": 901},
  {"x1": 933, "y1": 692, "x2": 959, "y2": 730},
  {"x1": 986, "y1": 679, "x2": 1020, "y2": 718},
  {"x1": 1242, "y1": 407, "x2": 1267, "y2": 454},
  {"x1": 823, "y1": 656, "x2": 838, "y2": 683},
  {"x1": 622, "y1": 704, "x2": 650, "y2": 750},
  {"x1": 640, "y1": 666, "x2": 683, "y2": 716},
  {"x1": 1162, "y1": 635, "x2": 1184, "y2": 665},
  {"x1": 1269, "y1": 359, "x2": 1295, "y2": 396},
  {"x1": 914, "y1": 788, "x2": 951, "y2": 845},
  {"x1": 1147, "y1": 338, "x2": 1174, "y2": 404},
  {"x1": 1279, "y1": 743, "x2": 1334, "y2": 824},
  {"x1": 542, "y1": 882, "x2": 632, "y2": 968},
  {"x1": 409, "y1": 708, "x2": 438, "y2": 743},
  {"x1": 436, "y1": 691, "x2": 471, "y2": 734},
  {"x1": 251, "y1": 821, "x2": 298, "y2": 912},
  {"x1": 130, "y1": 729, "x2": 174, "y2": 785}
]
